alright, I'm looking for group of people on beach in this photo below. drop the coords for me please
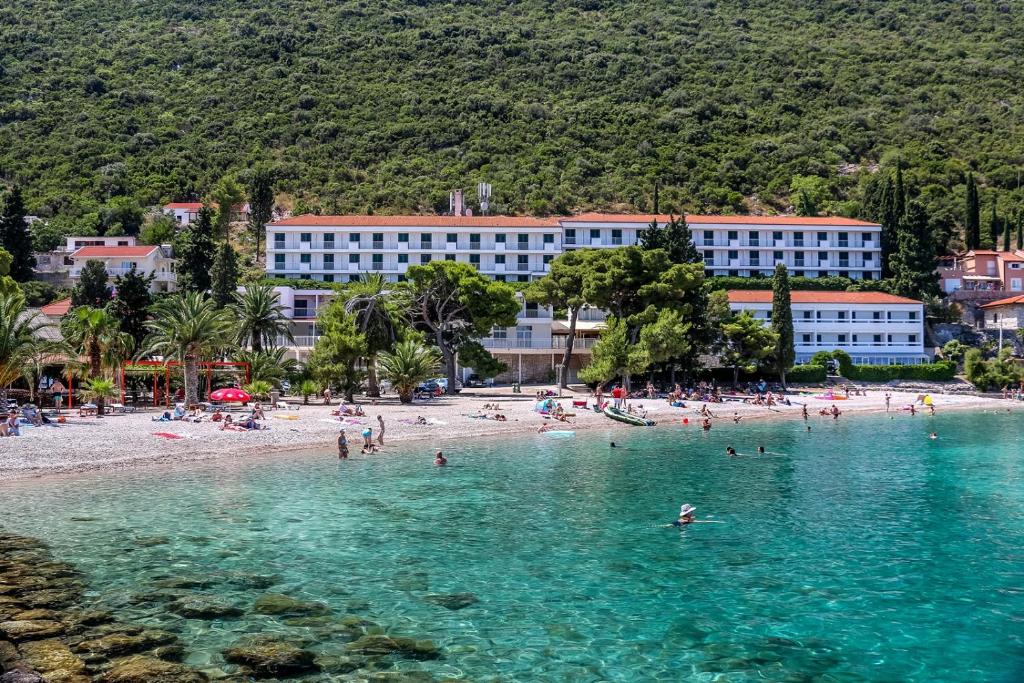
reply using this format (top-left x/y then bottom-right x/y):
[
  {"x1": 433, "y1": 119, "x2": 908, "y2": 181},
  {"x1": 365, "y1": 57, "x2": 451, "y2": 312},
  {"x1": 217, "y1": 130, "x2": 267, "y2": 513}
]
[{"x1": 337, "y1": 415, "x2": 386, "y2": 458}]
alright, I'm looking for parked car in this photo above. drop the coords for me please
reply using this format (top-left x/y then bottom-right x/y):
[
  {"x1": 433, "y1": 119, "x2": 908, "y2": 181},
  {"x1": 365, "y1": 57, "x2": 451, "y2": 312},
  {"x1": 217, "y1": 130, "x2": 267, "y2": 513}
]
[
  {"x1": 465, "y1": 374, "x2": 488, "y2": 388},
  {"x1": 414, "y1": 381, "x2": 443, "y2": 397}
]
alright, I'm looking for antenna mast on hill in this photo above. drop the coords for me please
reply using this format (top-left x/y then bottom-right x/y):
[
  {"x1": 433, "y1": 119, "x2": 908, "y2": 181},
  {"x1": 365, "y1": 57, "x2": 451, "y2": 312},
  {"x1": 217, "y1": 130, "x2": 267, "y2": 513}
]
[{"x1": 477, "y1": 182, "x2": 492, "y2": 215}]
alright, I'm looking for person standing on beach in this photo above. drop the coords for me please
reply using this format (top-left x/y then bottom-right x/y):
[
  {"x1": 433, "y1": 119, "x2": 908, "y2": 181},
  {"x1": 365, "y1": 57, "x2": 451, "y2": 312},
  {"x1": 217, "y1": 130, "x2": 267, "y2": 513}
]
[
  {"x1": 376, "y1": 415, "x2": 385, "y2": 446},
  {"x1": 885, "y1": 393, "x2": 891, "y2": 412},
  {"x1": 801, "y1": 404, "x2": 809, "y2": 421},
  {"x1": 324, "y1": 388, "x2": 333, "y2": 405},
  {"x1": 612, "y1": 385, "x2": 624, "y2": 409},
  {"x1": 337, "y1": 429, "x2": 349, "y2": 459}
]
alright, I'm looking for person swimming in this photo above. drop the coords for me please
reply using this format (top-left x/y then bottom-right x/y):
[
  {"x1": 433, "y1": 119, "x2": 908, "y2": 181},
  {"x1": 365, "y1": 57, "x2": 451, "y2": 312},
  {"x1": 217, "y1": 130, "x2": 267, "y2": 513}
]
[
  {"x1": 668, "y1": 504, "x2": 696, "y2": 527},
  {"x1": 757, "y1": 446, "x2": 765, "y2": 454},
  {"x1": 929, "y1": 432, "x2": 938, "y2": 439},
  {"x1": 610, "y1": 441, "x2": 617, "y2": 448},
  {"x1": 433, "y1": 450, "x2": 447, "y2": 466},
  {"x1": 726, "y1": 446, "x2": 737, "y2": 456}
]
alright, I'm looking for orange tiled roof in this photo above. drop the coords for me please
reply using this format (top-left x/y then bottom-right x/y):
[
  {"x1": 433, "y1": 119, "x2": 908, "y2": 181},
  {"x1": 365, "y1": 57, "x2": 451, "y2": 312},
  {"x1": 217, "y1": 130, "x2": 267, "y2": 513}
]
[
  {"x1": 269, "y1": 214, "x2": 562, "y2": 228},
  {"x1": 72, "y1": 246, "x2": 158, "y2": 258},
  {"x1": 727, "y1": 290, "x2": 922, "y2": 305},
  {"x1": 566, "y1": 213, "x2": 881, "y2": 227},
  {"x1": 163, "y1": 202, "x2": 205, "y2": 210},
  {"x1": 980, "y1": 295, "x2": 1024, "y2": 308},
  {"x1": 40, "y1": 297, "x2": 72, "y2": 316}
]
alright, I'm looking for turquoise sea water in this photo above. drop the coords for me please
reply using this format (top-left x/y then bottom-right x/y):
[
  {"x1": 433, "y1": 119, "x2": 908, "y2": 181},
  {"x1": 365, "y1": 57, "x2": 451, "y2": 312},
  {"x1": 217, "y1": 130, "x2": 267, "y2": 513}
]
[{"x1": 2, "y1": 411, "x2": 1024, "y2": 681}]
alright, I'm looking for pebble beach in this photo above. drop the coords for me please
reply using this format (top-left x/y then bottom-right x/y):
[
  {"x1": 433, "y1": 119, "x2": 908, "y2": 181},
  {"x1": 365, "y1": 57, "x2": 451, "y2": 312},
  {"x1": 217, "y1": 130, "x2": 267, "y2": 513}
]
[{"x1": 0, "y1": 386, "x2": 1012, "y2": 481}]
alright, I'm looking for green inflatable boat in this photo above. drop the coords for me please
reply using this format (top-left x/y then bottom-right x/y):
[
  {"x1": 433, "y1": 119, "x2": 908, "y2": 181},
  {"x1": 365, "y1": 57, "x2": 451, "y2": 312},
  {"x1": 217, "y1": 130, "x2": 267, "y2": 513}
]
[{"x1": 603, "y1": 406, "x2": 656, "y2": 427}]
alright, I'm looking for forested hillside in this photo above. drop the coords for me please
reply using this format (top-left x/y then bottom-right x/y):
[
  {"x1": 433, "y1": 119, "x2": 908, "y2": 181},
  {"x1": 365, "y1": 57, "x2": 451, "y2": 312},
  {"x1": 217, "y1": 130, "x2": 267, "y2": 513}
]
[{"x1": 1, "y1": 0, "x2": 1023, "y2": 244}]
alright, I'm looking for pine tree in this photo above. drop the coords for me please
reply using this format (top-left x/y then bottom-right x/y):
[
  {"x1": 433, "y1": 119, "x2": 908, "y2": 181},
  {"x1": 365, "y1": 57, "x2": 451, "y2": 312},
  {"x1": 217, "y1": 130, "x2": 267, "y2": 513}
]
[
  {"x1": 174, "y1": 207, "x2": 216, "y2": 292},
  {"x1": 247, "y1": 166, "x2": 275, "y2": 261},
  {"x1": 110, "y1": 266, "x2": 154, "y2": 348},
  {"x1": 71, "y1": 260, "x2": 113, "y2": 307},
  {"x1": 964, "y1": 174, "x2": 980, "y2": 250},
  {"x1": 210, "y1": 242, "x2": 240, "y2": 308},
  {"x1": 890, "y1": 201, "x2": 940, "y2": 299},
  {"x1": 638, "y1": 215, "x2": 700, "y2": 265},
  {"x1": 0, "y1": 187, "x2": 36, "y2": 282},
  {"x1": 771, "y1": 263, "x2": 795, "y2": 389},
  {"x1": 988, "y1": 200, "x2": 1001, "y2": 250}
]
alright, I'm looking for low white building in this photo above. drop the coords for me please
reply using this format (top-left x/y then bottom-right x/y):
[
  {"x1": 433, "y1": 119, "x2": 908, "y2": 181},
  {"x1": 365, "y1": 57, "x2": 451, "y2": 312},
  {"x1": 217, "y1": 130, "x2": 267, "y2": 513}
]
[
  {"x1": 727, "y1": 290, "x2": 927, "y2": 365},
  {"x1": 70, "y1": 244, "x2": 177, "y2": 293},
  {"x1": 163, "y1": 202, "x2": 250, "y2": 227}
]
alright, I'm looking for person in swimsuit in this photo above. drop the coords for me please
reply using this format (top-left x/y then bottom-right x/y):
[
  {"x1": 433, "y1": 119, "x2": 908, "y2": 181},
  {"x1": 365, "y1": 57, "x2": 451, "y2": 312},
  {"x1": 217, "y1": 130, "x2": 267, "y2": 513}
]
[
  {"x1": 338, "y1": 429, "x2": 349, "y2": 459},
  {"x1": 702, "y1": 418, "x2": 712, "y2": 431},
  {"x1": 376, "y1": 415, "x2": 385, "y2": 446},
  {"x1": 726, "y1": 446, "x2": 737, "y2": 456},
  {"x1": 757, "y1": 446, "x2": 765, "y2": 454},
  {"x1": 433, "y1": 450, "x2": 447, "y2": 466},
  {"x1": 668, "y1": 504, "x2": 696, "y2": 527}
]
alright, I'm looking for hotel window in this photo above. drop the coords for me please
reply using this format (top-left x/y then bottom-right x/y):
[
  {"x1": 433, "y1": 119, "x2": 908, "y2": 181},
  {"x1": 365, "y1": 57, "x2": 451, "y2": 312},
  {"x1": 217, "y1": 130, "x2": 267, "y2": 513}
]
[
  {"x1": 398, "y1": 253, "x2": 408, "y2": 264},
  {"x1": 300, "y1": 274, "x2": 311, "y2": 280},
  {"x1": 300, "y1": 253, "x2": 311, "y2": 264},
  {"x1": 518, "y1": 254, "x2": 529, "y2": 270},
  {"x1": 748, "y1": 232, "x2": 759, "y2": 246},
  {"x1": 749, "y1": 252, "x2": 760, "y2": 266},
  {"x1": 703, "y1": 250, "x2": 714, "y2": 265},
  {"x1": 495, "y1": 254, "x2": 506, "y2": 264},
  {"x1": 300, "y1": 232, "x2": 311, "y2": 243},
  {"x1": 839, "y1": 252, "x2": 849, "y2": 267},
  {"x1": 908, "y1": 334, "x2": 917, "y2": 343},
  {"x1": 274, "y1": 232, "x2": 285, "y2": 248},
  {"x1": 816, "y1": 334, "x2": 822, "y2": 343},
  {"x1": 794, "y1": 232, "x2": 805, "y2": 247},
  {"x1": 323, "y1": 254, "x2": 334, "y2": 270},
  {"x1": 874, "y1": 334, "x2": 882, "y2": 344},
  {"x1": 323, "y1": 274, "x2": 334, "y2": 283},
  {"x1": 373, "y1": 233, "x2": 384, "y2": 249},
  {"x1": 398, "y1": 233, "x2": 409, "y2": 243},
  {"x1": 837, "y1": 311, "x2": 846, "y2": 320},
  {"x1": 274, "y1": 254, "x2": 285, "y2": 270},
  {"x1": 565, "y1": 229, "x2": 576, "y2": 244},
  {"x1": 348, "y1": 254, "x2": 359, "y2": 264},
  {"x1": 543, "y1": 233, "x2": 555, "y2": 244},
  {"x1": 469, "y1": 253, "x2": 480, "y2": 266},
  {"x1": 703, "y1": 230, "x2": 714, "y2": 246},
  {"x1": 838, "y1": 232, "x2": 849, "y2": 247},
  {"x1": 445, "y1": 254, "x2": 456, "y2": 261},
  {"x1": 469, "y1": 233, "x2": 481, "y2": 249},
  {"x1": 727, "y1": 230, "x2": 738, "y2": 242},
  {"x1": 873, "y1": 311, "x2": 882, "y2": 320},
  {"x1": 518, "y1": 275, "x2": 530, "y2": 283},
  {"x1": 611, "y1": 229, "x2": 622, "y2": 245},
  {"x1": 447, "y1": 233, "x2": 457, "y2": 244},
  {"x1": 794, "y1": 251, "x2": 805, "y2": 266},
  {"x1": 518, "y1": 233, "x2": 529, "y2": 248},
  {"x1": 420, "y1": 234, "x2": 432, "y2": 248},
  {"x1": 372, "y1": 254, "x2": 383, "y2": 270},
  {"x1": 491, "y1": 326, "x2": 508, "y2": 339},
  {"x1": 590, "y1": 229, "x2": 601, "y2": 241},
  {"x1": 802, "y1": 334, "x2": 812, "y2": 344},
  {"x1": 728, "y1": 250, "x2": 738, "y2": 261},
  {"x1": 838, "y1": 334, "x2": 847, "y2": 343},
  {"x1": 863, "y1": 252, "x2": 872, "y2": 263},
  {"x1": 794, "y1": 271, "x2": 804, "y2": 277},
  {"x1": 862, "y1": 232, "x2": 873, "y2": 245},
  {"x1": 817, "y1": 231, "x2": 828, "y2": 244},
  {"x1": 495, "y1": 275, "x2": 506, "y2": 282},
  {"x1": 496, "y1": 233, "x2": 506, "y2": 244},
  {"x1": 349, "y1": 233, "x2": 360, "y2": 243},
  {"x1": 772, "y1": 231, "x2": 783, "y2": 243},
  {"x1": 420, "y1": 254, "x2": 431, "y2": 264},
  {"x1": 773, "y1": 251, "x2": 783, "y2": 262},
  {"x1": 803, "y1": 311, "x2": 812, "y2": 320},
  {"x1": 909, "y1": 311, "x2": 917, "y2": 320},
  {"x1": 543, "y1": 255, "x2": 553, "y2": 265},
  {"x1": 323, "y1": 233, "x2": 334, "y2": 247},
  {"x1": 818, "y1": 251, "x2": 828, "y2": 262}
]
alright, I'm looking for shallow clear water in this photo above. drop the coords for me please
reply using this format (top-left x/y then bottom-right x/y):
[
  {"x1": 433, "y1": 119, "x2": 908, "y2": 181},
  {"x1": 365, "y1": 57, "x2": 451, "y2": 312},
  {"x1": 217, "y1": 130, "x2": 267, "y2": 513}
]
[{"x1": 3, "y1": 412, "x2": 1024, "y2": 681}]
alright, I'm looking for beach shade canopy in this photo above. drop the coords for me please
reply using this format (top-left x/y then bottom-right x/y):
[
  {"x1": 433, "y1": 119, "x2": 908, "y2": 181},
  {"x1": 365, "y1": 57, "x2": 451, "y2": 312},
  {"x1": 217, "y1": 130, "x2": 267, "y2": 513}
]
[{"x1": 209, "y1": 388, "x2": 251, "y2": 403}]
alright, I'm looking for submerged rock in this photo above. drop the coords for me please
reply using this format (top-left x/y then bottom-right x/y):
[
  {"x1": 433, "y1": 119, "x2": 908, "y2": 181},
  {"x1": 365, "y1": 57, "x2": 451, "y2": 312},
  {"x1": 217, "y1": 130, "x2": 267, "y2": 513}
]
[
  {"x1": 0, "y1": 620, "x2": 65, "y2": 642},
  {"x1": 132, "y1": 536, "x2": 169, "y2": 548},
  {"x1": 98, "y1": 655, "x2": 208, "y2": 683},
  {"x1": 252, "y1": 593, "x2": 328, "y2": 617},
  {"x1": 72, "y1": 629, "x2": 177, "y2": 657},
  {"x1": 345, "y1": 635, "x2": 439, "y2": 660},
  {"x1": 150, "y1": 577, "x2": 215, "y2": 590},
  {"x1": 0, "y1": 671, "x2": 43, "y2": 683},
  {"x1": 222, "y1": 640, "x2": 318, "y2": 677},
  {"x1": 168, "y1": 595, "x2": 243, "y2": 620},
  {"x1": 423, "y1": 593, "x2": 479, "y2": 611}
]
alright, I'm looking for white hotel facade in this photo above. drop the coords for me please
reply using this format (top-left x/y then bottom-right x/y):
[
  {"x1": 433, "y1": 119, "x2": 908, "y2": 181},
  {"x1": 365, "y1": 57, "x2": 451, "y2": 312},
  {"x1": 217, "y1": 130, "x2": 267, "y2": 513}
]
[{"x1": 263, "y1": 213, "x2": 920, "y2": 378}]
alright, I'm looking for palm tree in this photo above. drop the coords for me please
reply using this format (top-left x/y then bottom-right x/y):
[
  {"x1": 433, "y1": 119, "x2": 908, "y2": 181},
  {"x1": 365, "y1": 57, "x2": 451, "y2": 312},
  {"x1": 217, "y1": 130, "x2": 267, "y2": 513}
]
[
  {"x1": 344, "y1": 274, "x2": 405, "y2": 397},
  {"x1": 21, "y1": 337, "x2": 67, "y2": 405},
  {"x1": 61, "y1": 306, "x2": 133, "y2": 379},
  {"x1": 0, "y1": 286, "x2": 44, "y2": 406},
  {"x1": 378, "y1": 340, "x2": 440, "y2": 403},
  {"x1": 242, "y1": 380, "x2": 273, "y2": 402},
  {"x1": 81, "y1": 377, "x2": 118, "y2": 417},
  {"x1": 232, "y1": 284, "x2": 293, "y2": 353},
  {"x1": 233, "y1": 347, "x2": 300, "y2": 388},
  {"x1": 144, "y1": 292, "x2": 235, "y2": 406}
]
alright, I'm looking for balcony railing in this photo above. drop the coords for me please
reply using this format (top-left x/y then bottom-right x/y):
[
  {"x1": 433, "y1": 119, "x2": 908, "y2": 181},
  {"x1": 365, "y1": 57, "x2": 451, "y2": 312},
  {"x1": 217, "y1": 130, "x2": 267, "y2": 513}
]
[{"x1": 479, "y1": 337, "x2": 598, "y2": 350}]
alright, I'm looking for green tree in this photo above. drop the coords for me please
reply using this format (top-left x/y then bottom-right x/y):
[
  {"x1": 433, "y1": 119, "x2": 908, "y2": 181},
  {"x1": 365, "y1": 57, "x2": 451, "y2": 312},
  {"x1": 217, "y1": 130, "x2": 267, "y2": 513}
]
[
  {"x1": 298, "y1": 379, "x2": 320, "y2": 405},
  {"x1": 771, "y1": 264, "x2": 795, "y2": 388},
  {"x1": 378, "y1": 339, "x2": 441, "y2": 403},
  {"x1": 144, "y1": 292, "x2": 235, "y2": 406},
  {"x1": 457, "y1": 339, "x2": 507, "y2": 380},
  {"x1": 139, "y1": 215, "x2": 177, "y2": 245},
  {"x1": 110, "y1": 266, "x2": 155, "y2": 348},
  {"x1": 344, "y1": 274, "x2": 406, "y2": 397},
  {"x1": 720, "y1": 311, "x2": 778, "y2": 387},
  {"x1": 988, "y1": 200, "x2": 1001, "y2": 250},
  {"x1": 174, "y1": 206, "x2": 216, "y2": 292},
  {"x1": 0, "y1": 247, "x2": 11, "y2": 276},
  {"x1": 635, "y1": 308, "x2": 693, "y2": 369},
  {"x1": 232, "y1": 284, "x2": 293, "y2": 352},
  {"x1": 81, "y1": 378, "x2": 119, "y2": 417},
  {"x1": 1003, "y1": 214, "x2": 1012, "y2": 252},
  {"x1": 790, "y1": 176, "x2": 830, "y2": 217},
  {"x1": 210, "y1": 242, "x2": 240, "y2": 308},
  {"x1": 964, "y1": 174, "x2": 980, "y2": 250},
  {"x1": 307, "y1": 300, "x2": 367, "y2": 402},
  {"x1": 0, "y1": 285, "x2": 44, "y2": 405},
  {"x1": 890, "y1": 201, "x2": 940, "y2": 298},
  {"x1": 638, "y1": 215, "x2": 701, "y2": 264},
  {"x1": 246, "y1": 166, "x2": 275, "y2": 260},
  {"x1": 1016, "y1": 211, "x2": 1023, "y2": 251},
  {"x1": 233, "y1": 347, "x2": 299, "y2": 388},
  {"x1": 60, "y1": 305, "x2": 133, "y2": 380},
  {"x1": 0, "y1": 187, "x2": 36, "y2": 281},
  {"x1": 406, "y1": 261, "x2": 519, "y2": 393},
  {"x1": 71, "y1": 260, "x2": 113, "y2": 308},
  {"x1": 526, "y1": 249, "x2": 593, "y2": 388},
  {"x1": 213, "y1": 176, "x2": 245, "y2": 239},
  {"x1": 578, "y1": 316, "x2": 649, "y2": 386}
]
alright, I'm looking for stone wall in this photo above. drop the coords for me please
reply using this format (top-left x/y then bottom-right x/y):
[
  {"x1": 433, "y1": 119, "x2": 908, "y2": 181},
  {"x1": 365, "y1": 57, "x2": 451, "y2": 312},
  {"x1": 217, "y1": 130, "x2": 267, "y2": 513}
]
[{"x1": 490, "y1": 352, "x2": 591, "y2": 385}]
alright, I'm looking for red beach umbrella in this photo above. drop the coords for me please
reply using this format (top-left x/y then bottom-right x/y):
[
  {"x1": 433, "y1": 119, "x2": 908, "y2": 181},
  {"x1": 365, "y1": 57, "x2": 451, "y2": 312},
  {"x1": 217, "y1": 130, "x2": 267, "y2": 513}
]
[{"x1": 209, "y1": 388, "x2": 252, "y2": 403}]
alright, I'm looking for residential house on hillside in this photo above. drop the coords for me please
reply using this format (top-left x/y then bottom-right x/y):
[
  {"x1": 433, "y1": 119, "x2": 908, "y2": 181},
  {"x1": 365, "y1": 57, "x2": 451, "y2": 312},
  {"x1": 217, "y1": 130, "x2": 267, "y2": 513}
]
[
  {"x1": 163, "y1": 202, "x2": 250, "y2": 227},
  {"x1": 34, "y1": 236, "x2": 138, "y2": 287},
  {"x1": 69, "y1": 245, "x2": 176, "y2": 293}
]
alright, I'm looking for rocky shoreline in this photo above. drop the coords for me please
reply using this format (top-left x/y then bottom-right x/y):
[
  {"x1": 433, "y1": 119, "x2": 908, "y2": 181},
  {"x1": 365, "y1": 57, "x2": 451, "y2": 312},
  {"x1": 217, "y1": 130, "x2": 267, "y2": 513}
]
[{"x1": 0, "y1": 531, "x2": 463, "y2": 682}]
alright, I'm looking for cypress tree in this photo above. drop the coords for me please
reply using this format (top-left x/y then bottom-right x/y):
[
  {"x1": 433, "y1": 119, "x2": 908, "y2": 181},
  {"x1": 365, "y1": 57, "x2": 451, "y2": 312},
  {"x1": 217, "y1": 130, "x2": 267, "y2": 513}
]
[
  {"x1": 71, "y1": 260, "x2": 113, "y2": 307},
  {"x1": 964, "y1": 174, "x2": 980, "y2": 250},
  {"x1": 771, "y1": 263, "x2": 795, "y2": 389},
  {"x1": 890, "y1": 201, "x2": 940, "y2": 299},
  {"x1": 988, "y1": 200, "x2": 1000, "y2": 250},
  {"x1": 110, "y1": 266, "x2": 154, "y2": 348},
  {"x1": 210, "y1": 242, "x2": 240, "y2": 308},
  {"x1": 174, "y1": 206, "x2": 216, "y2": 292},
  {"x1": 1016, "y1": 211, "x2": 1023, "y2": 251},
  {"x1": 1003, "y1": 214, "x2": 1012, "y2": 251},
  {"x1": 247, "y1": 166, "x2": 275, "y2": 261},
  {"x1": 0, "y1": 186, "x2": 36, "y2": 282},
  {"x1": 893, "y1": 162, "x2": 906, "y2": 221}
]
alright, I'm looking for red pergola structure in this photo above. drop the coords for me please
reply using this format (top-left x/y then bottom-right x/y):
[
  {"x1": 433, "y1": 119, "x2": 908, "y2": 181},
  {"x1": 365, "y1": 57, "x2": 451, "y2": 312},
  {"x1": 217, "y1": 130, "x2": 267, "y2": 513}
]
[{"x1": 117, "y1": 361, "x2": 251, "y2": 407}]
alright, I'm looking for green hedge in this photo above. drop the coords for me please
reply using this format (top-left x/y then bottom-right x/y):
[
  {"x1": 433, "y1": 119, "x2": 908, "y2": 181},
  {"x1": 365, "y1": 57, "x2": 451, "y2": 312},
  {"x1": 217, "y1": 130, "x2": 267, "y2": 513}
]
[{"x1": 787, "y1": 364, "x2": 827, "y2": 383}]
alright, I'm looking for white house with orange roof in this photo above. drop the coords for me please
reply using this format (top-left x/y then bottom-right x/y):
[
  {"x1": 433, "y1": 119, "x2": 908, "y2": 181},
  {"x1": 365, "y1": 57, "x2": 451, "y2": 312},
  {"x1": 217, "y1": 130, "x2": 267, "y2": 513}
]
[
  {"x1": 69, "y1": 244, "x2": 177, "y2": 293},
  {"x1": 163, "y1": 202, "x2": 250, "y2": 227},
  {"x1": 727, "y1": 290, "x2": 927, "y2": 365}
]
